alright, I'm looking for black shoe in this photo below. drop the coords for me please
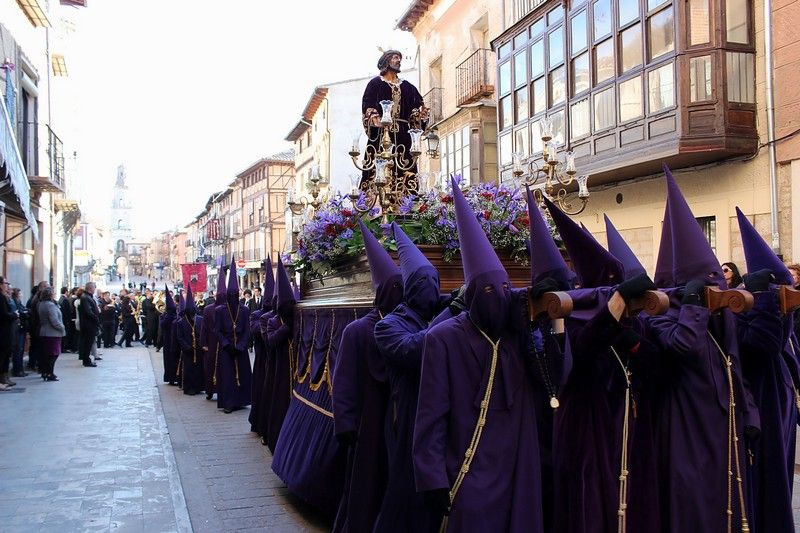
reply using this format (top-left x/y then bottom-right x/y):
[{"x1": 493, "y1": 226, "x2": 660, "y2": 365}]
[
  {"x1": 12, "y1": 371, "x2": 28, "y2": 378},
  {"x1": 45, "y1": 374, "x2": 59, "y2": 382},
  {"x1": 223, "y1": 408, "x2": 233, "y2": 414},
  {"x1": 83, "y1": 362, "x2": 97, "y2": 367},
  {"x1": 94, "y1": 356, "x2": 103, "y2": 361}
]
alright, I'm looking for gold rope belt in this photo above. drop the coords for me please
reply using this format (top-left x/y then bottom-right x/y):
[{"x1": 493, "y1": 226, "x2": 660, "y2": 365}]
[{"x1": 292, "y1": 389, "x2": 333, "y2": 418}]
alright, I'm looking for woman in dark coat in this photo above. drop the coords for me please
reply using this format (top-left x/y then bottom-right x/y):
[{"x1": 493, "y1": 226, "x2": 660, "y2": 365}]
[{"x1": 37, "y1": 287, "x2": 66, "y2": 381}]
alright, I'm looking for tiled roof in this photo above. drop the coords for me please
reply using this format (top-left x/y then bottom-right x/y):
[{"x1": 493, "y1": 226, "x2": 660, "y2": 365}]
[{"x1": 396, "y1": 0, "x2": 434, "y2": 31}]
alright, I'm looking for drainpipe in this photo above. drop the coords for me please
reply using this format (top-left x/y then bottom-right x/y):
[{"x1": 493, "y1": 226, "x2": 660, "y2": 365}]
[{"x1": 764, "y1": 0, "x2": 780, "y2": 253}]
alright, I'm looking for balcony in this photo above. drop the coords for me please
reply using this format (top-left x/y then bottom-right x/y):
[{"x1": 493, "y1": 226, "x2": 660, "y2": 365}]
[
  {"x1": 456, "y1": 49, "x2": 494, "y2": 107},
  {"x1": 28, "y1": 126, "x2": 65, "y2": 193},
  {"x1": 423, "y1": 87, "x2": 443, "y2": 124}
]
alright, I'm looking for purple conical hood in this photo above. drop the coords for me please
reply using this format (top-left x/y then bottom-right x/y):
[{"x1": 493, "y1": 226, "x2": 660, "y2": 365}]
[
  {"x1": 544, "y1": 196, "x2": 623, "y2": 288},
  {"x1": 604, "y1": 214, "x2": 647, "y2": 280},
  {"x1": 226, "y1": 256, "x2": 239, "y2": 306},
  {"x1": 164, "y1": 284, "x2": 176, "y2": 313},
  {"x1": 184, "y1": 283, "x2": 196, "y2": 315},
  {"x1": 359, "y1": 218, "x2": 401, "y2": 290},
  {"x1": 653, "y1": 195, "x2": 673, "y2": 288},
  {"x1": 451, "y1": 177, "x2": 506, "y2": 285},
  {"x1": 275, "y1": 257, "x2": 295, "y2": 310},
  {"x1": 736, "y1": 207, "x2": 794, "y2": 285},
  {"x1": 262, "y1": 256, "x2": 275, "y2": 309},
  {"x1": 663, "y1": 165, "x2": 725, "y2": 287},
  {"x1": 527, "y1": 186, "x2": 575, "y2": 286},
  {"x1": 215, "y1": 265, "x2": 227, "y2": 305},
  {"x1": 176, "y1": 293, "x2": 185, "y2": 316},
  {"x1": 392, "y1": 221, "x2": 435, "y2": 286}
]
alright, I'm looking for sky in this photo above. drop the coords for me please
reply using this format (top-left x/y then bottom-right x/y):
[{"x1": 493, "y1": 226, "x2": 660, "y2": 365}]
[{"x1": 66, "y1": 0, "x2": 417, "y2": 240}]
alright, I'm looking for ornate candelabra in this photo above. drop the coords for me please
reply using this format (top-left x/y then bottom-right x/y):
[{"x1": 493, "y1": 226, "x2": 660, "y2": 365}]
[
  {"x1": 288, "y1": 164, "x2": 327, "y2": 215},
  {"x1": 513, "y1": 116, "x2": 590, "y2": 215},
  {"x1": 348, "y1": 99, "x2": 425, "y2": 217}
]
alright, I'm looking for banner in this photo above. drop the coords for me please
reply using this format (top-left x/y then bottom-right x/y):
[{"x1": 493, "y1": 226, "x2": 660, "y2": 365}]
[{"x1": 181, "y1": 263, "x2": 208, "y2": 294}]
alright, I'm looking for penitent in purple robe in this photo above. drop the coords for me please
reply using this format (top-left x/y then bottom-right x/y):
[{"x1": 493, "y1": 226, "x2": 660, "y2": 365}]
[
  {"x1": 646, "y1": 297, "x2": 754, "y2": 533},
  {"x1": 249, "y1": 306, "x2": 267, "y2": 432},
  {"x1": 199, "y1": 302, "x2": 218, "y2": 397},
  {"x1": 255, "y1": 309, "x2": 276, "y2": 441},
  {"x1": 263, "y1": 312, "x2": 291, "y2": 452},
  {"x1": 413, "y1": 313, "x2": 543, "y2": 532},
  {"x1": 214, "y1": 302, "x2": 252, "y2": 410},
  {"x1": 176, "y1": 313, "x2": 205, "y2": 395},
  {"x1": 160, "y1": 309, "x2": 177, "y2": 383},
  {"x1": 331, "y1": 310, "x2": 390, "y2": 533}
]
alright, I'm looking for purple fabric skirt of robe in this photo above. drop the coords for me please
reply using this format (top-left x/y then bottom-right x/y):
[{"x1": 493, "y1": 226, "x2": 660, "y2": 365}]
[{"x1": 40, "y1": 336, "x2": 62, "y2": 357}]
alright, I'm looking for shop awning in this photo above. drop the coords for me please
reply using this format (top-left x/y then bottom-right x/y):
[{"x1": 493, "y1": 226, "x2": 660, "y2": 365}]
[{"x1": 0, "y1": 93, "x2": 38, "y2": 240}]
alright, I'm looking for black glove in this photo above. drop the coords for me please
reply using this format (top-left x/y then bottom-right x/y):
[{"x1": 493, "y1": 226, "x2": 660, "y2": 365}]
[
  {"x1": 448, "y1": 285, "x2": 467, "y2": 315},
  {"x1": 742, "y1": 269, "x2": 774, "y2": 292},
  {"x1": 336, "y1": 431, "x2": 357, "y2": 448},
  {"x1": 530, "y1": 277, "x2": 560, "y2": 300},
  {"x1": 681, "y1": 279, "x2": 708, "y2": 307},
  {"x1": 616, "y1": 273, "x2": 656, "y2": 303},
  {"x1": 744, "y1": 425, "x2": 760, "y2": 441},
  {"x1": 423, "y1": 488, "x2": 451, "y2": 516}
]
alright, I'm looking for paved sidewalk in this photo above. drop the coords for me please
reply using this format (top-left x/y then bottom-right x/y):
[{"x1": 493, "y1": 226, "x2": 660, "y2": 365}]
[
  {"x1": 0, "y1": 346, "x2": 189, "y2": 532},
  {"x1": 151, "y1": 347, "x2": 328, "y2": 533}
]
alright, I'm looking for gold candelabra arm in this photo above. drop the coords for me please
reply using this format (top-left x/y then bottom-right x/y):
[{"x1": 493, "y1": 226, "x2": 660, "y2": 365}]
[
  {"x1": 393, "y1": 144, "x2": 419, "y2": 172},
  {"x1": 350, "y1": 144, "x2": 378, "y2": 172},
  {"x1": 551, "y1": 188, "x2": 589, "y2": 216}
]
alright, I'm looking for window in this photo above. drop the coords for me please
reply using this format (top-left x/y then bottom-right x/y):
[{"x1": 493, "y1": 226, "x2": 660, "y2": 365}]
[
  {"x1": 550, "y1": 66, "x2": 566, "y2": 105},
  {"x1": 533, "y1": 78, "x2": 547, "y2": 114},
  {"x1": 515, "y1": 87, "x2": 529, "y2": 121},
  {"x1": 648, "y1": 62, "x2": 674, "y2": 112},
  {"x1": 726, "y1": 52, "x2": 755, "y2": 103},
  {"x1": 688, "y1": 0, "x2": 710, "y2": 45},
  {"x1": 551, "y1": 110, "x2": 566, "y2": 145},
  {"x1": 501, "y1": 96, "x2": 513, "y2": 128},
  {"x1": 690, "y1": 55, "x2": 712, "y2": 102},
  {"x1": 514, "y1": 127, "x2": 529, "y2": 158},
  {"x1": 572, "y1": 53, "x2": 590, "y2": 94},
  {"x1": 594, "y1": 88, "x2": 615, "y2": 130},
  {"x1": 595, "y1": 38, "x2": 615, "y2": 84},
  {"x1": 620, "y1": 24, "x2": 642, "y2": 73},
  {"x1": 499, "y1": 133, "x2": 512, "y2": 166},
  {"x1": 548, "y1": 6, "x2": 563, "y2": 24},
  {"x1": 530, "y1": 40, "x2": 545, "y2": 78},
  {"x1": 514, "y1": 52, "x2": 527, "y2": 87},
  {"x1": 571, "y1": 11, "x2": 588, "y2": 54},
  {"x1": 726, "y1": 0, "x2": 749, "y2": 43},
  {"x1": 648, "y1": 8, "x2": 674, "y2": 60},
  {"x1": 549, "y1": 27, "x2": 564, "y2": 66},
  {"x1": 570, "y1": 99, "x2": 590, "y2": 139},
  {"x1": 499, "y1": 61, "x2": 512, "y2": 95},
  {"x1": 443, "y1": 126, "x2": 472, "y2": 182},
  {"x1": 530, "y1": 119, "x2": 544, "y2": 153},
  {"x1": 696, "y1": 216, "x2": 716, "y2": 253},
  {"x1": 619, "y1": 75, "x2": 643, "y2": 121},
  {"x1": 618, "y1": 0, "x2": 639, "y2": 26},
  {"x1": 531, "y1": 18, "x2": 545, "y2": 37},
  {"x1": 594, "y1": 0, "x2": 612, "y2": 40}
]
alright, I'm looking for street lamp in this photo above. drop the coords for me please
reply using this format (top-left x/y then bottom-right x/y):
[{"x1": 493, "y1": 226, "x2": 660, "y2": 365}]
[{"x1": 424, "y1": 128, "x2": 440, "y2": 158}]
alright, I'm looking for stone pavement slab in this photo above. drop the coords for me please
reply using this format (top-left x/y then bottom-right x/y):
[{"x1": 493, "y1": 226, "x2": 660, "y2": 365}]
[
  {"x1": 0, "y1": 345, "x2": 190, "y2": 533},
  {"x1": 150, "y1": 347, "x2": 329, "y2": 532}
]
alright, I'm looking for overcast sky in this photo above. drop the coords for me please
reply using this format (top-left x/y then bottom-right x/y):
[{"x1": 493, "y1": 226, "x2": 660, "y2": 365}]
[{"x1": 67, "y1": 0, "x2": 416, "y2": 239}]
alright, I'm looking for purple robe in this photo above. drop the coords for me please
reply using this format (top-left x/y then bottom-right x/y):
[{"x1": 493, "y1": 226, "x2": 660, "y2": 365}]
[
  {"x1": 214, "y1": 302, "x2": 252, "y2": 410},
  {"x1": 331, "y1": 310, "x2": 389, "y2": 533},
  {"x1": 646, "y1": 294, "x2": 754, "y2": 533},
  {"x1": 199, "y1": 303, "x2": 218, "y2": 396},
  {"x1": 249, "y1": 307, "x2": 267, "y2": 432},
  {"x1": 262, "y1": 312, "x2": 292, "y2": 452},
  {"x1": 176, "y1": 313, "x2": 205, "y2": 395},
  {"x1": 255, "y1": 309, "x2": 277, "y2": 443},
  {"x1": 555, "y1": 288, "x2": 662, "y2": 533},
  {"x1": 737, "y1": 291, "x2": 796, "y2": 532},
  {"x1": 160, "y1": 310, "x2": 178, "y2": 383},
  {"x1": 373, "y1": 303, "x2": 440, "y2": 533},
  {"x1": 413, "y1": 312, "x2": 543, "y2": 532}
]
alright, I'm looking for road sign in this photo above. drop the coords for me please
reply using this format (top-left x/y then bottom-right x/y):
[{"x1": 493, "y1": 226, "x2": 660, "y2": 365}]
[
  {"x1": 237, "y1": 259, "x2": 246, "y2": 268},
  {"x1": 237, "y1": 268, "x2": 247, "y2": 278}
]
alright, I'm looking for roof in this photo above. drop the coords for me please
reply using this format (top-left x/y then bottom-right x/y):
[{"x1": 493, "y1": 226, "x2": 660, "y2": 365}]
[
  {"x1": 285, "y1": 121, "x2": 311, "y2": 142},
  {"x1": 284, "y1": 86, "x2": 329, "y2": 141},
  {"x1": 396, "y1": 0, "x2": 435, "y2": 31},
  {"x1": 235, "y1": 149, "x2": 296, "y2": 178}
]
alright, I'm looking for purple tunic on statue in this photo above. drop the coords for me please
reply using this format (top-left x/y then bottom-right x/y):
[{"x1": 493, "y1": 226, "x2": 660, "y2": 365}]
[
  {"x1": 214, "y1": 302, "x2": 252, "y2": 409},
  {"x1": 373, "y1": 303, "x2": 440, "y2": 533},
  {"x1": 331, "y1": 309, "x2": 390, "y2": 533},
  {"x1": 160, "y1": 310, "x2": 178, "y2": 383},
  {"x1": 413, "y1": 312, "x2": 543, "y2": 533},
  {"x1": 200, "y1": 303, "x2": 217, "y2": 396},
  {"x1": 176, "y1": 314, "x2": 205, "y2": 395},
  {"x1": 646, "y1": 294, "x2": 755, "y2": 533},
  {"x1": 738, "y1": 291, "x2": 796, "y2": 532}
]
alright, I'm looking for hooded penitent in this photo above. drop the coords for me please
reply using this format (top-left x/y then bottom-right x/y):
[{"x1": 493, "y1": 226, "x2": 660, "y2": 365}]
[
  {"x1": 527, "y1": 186, "x2": 575, "y2": 288},
  {"x1": 215, "y1": 265, "x2": 227, "y2": 305},
  {"x1": 653, "y1": 193, "x2": 674, "y2": 289},
  {"x1": 226, "y1": 256, "x2": 240, "y2": 307},
  {"x1": 262, "y1": 256, "x2": 275, "y2": 311},
  {"x1": 359, "y1": 219, "x2": 403, "y2": 314},
  {"x1": 392, "y1": 222, "x2": 440, "y2": 320},
  {"x1": 165, "y1": 285, "x2": 176, "y2": 314},
  {"x1": 735, "y1": 207, "x2": 794, "y2": 286},
  {"x1": 663, "y1": 165, "x2": 725, "y2": 288},
  {"x1": 275, "y1": 257, "x2": 296, "y2": 320},
  {"x1": 604, "y1": 214, "x2": 647, "y2": 280},
  {"x1": 184, "y1": 284, "x2": 197, "y2": 318},
  {"x1": 451, "y1": 176, "x2": 510, "y2": 337},
  {"x1": 544, "y1": 197, "x2": 623, "y2": 289}
]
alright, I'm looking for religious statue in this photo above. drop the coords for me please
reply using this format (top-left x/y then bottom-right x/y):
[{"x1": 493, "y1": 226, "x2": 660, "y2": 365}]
[{"x1": 360, "y1": 50, "x2": 428, "y2": 191}]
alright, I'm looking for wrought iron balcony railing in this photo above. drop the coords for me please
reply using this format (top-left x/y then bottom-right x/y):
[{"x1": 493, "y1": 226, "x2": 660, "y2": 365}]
[
  {"x1": 456, "y1": 49, "x2": 494, "y2": 107},
  {"x1": 47, "y1": 126, "x2": 65, "y2": 189}
]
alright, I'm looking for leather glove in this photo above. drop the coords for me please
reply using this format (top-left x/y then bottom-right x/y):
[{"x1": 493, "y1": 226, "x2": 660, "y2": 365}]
[
  {"x1": 616, "y1": 273, "x2": 656, "y2": 303},
  {"x1": 336, "y1": 431, "x2": 357, "y2": 448},
  {"x1": 448, "y1": 285, "x2": 467, "y2": 315},
  {"x1": 423, "y1": 488, "x2": 451, "y2": 516},
  {"x1": 744, "y1": 425, "x2": 760, "y2": 441},
  {"x1": 681, "y1": 279, "x2": 708, "y2": 306},
  {"x1": 742, "y1": 269, "x2": 774, "y2": 293},
  {"x1": 530, "y1": 277, "x2": 560, "y2": 300}
]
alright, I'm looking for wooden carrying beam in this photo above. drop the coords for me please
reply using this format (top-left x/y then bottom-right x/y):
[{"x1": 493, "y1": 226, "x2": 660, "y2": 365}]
[
  {"x1": 705, "y1": 287, "x2": 754, "y2": 314},
  {"x1": 625, "y1": 290, "x2": 670, "y2": 317},
  {"x1": 779, "y1": 285, "x2": 800, "y2": 315},
  {"x1": 529, "y1": 291, "x2": 573, "y2": 321}
]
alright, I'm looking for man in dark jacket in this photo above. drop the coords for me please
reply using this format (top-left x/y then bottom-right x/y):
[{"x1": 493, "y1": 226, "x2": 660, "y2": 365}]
[
  {"x1": 58, "y1": 287, "x2": 74, "y2": 353},
  {"x1": 78, "y1": 282, "x2": 100, "y2": 367},
  {"x1": 26, "y1": 281, "x2": 49, "y2": 372},
  {"x1": 0, "y1": 276, "x2": 20, "y2": 389}
]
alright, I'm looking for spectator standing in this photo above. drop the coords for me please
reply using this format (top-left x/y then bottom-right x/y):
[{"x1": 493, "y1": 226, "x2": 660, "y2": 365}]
[
  {"x1": 58, "y1": 287, "x2": 74, "y2": 353},
  {"x1": 37, "y1": 287, "x2": 66, "y2": 381},
  {"x1": 78, "y1": 282, "x2": 99, "y2": 367},
  {"x1": 722, "y1": 261, "x2": 743, "y2": 288},
  {"x1": 9, "y1": 288, "x2": 28, "y2": 377},
  {"x1": 0, "y1": 276, "x2": 19, "y2": 389},
  {"x1": 26, "y1": 281, "x2": 49, "y2": 372},
  {"x1": 100, "y1": 293, "x2": 117, "y2": 348}
]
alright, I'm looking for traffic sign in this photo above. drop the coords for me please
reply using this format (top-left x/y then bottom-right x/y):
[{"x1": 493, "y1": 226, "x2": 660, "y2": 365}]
[
  {"x1": 237, "y1": 268, "x2": 247, "y2": 278},
  {"x1": 237, "y1": 259, "x2": 246, "y2": 268}
]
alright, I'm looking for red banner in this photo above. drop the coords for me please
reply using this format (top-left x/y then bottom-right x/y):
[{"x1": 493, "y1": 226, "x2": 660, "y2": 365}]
[{"x1": 181, "y1": 263, "x2": 207, "y2": 294}]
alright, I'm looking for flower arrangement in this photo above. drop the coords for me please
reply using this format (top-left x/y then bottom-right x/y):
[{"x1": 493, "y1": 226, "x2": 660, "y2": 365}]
[{"x1": 284, "y1": 178, "x2": 561, "y2": 280}]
